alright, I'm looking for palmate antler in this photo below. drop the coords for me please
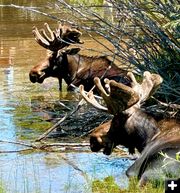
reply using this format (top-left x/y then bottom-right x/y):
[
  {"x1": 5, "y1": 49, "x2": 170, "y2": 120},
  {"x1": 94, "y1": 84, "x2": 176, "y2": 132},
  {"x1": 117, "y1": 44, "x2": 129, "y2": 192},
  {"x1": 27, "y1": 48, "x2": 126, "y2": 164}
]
[
  {"x1": 80, "y1": 71, "x2": 163, "y2": 115},
  {"x1": 32, "y1": 23, "x2": 83, "y2": 52}
]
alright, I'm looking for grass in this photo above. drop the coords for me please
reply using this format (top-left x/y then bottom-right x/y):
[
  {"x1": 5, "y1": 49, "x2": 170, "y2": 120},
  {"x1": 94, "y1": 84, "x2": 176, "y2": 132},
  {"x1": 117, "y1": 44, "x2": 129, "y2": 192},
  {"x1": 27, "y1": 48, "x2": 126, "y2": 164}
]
[
  {"x1": 0, "y1": 174, "x2": 164, "y2": 193},
  {"x1": 92, "y1": 176, "x2": 164, "y2": 193},
  {"x1": 0, "y1": 182, "x2": 5, "y2": 193}
]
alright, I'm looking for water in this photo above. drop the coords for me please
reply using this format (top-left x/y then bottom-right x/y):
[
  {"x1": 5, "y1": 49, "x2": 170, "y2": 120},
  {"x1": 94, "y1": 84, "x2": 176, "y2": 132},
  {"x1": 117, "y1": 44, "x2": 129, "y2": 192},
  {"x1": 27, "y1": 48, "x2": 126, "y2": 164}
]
[{"x1": 0, "y1": 1, "x2": 133, "y2": 192}]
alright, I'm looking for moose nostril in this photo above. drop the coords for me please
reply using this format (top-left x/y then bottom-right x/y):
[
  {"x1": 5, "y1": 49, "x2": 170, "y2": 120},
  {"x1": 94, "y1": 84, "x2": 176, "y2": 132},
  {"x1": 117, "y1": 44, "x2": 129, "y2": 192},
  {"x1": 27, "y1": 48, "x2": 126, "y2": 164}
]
[
  {"x1": 29, "y1": 70, "x2": 46, "y2": 83},
  {"x1": 29, "y1": 73, "x2": 37, "y2": 83}
]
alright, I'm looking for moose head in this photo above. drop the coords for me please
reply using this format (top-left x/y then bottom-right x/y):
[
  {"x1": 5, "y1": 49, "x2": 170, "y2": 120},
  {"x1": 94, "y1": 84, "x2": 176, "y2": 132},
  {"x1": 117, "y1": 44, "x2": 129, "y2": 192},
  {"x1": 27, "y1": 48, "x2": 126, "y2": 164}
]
[
  {"x1": 29, "y1": 23, "x2": 83, "y2": 90},
  {"x1": 80, "y1": 71, "x2": 163, "y2": 155}
]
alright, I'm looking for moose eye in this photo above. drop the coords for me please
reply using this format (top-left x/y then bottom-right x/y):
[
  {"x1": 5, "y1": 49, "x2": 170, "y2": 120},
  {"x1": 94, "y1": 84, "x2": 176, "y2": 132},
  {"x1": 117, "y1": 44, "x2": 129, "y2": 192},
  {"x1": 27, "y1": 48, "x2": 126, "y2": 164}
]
[{"x1": 53, "y1": 66, "x2": 58, "y2": 70}]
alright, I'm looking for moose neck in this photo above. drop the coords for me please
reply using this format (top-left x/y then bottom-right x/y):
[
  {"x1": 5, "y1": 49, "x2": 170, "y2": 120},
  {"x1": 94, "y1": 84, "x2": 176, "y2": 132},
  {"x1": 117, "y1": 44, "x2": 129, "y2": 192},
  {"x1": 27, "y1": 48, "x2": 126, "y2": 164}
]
[
  {"x1": 58, "y1": 54, "x2": 80, "y2": 86},
  {"x1": 59, "y1": 54, "x2": 78, "y2": 85},
  {"x1": 109, "y1": 108, "x2": 159, "y2": 154},
  {"x1": 66, "y1": 54, "x2": 82, "y2": 81}
]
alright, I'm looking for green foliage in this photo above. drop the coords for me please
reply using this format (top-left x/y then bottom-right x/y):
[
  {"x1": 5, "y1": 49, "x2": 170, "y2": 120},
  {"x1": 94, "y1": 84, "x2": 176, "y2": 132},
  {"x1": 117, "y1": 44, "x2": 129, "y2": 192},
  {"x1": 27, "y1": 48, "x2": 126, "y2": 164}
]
[
  {"x1": 113, "y1": 0, "x2": 180, "y2": 103},
  {"x1": 0, "y1": 185, "x2": 5, "y2": 193},
  {"x1": 92, "y1": 176, "x2": 164, "y2": 193},
  {"x1": 176, "y1": 152, "x2": 180, "y2": 161},
  {"x1": 92, "y1": 176, "x2": 120, "y2": 193}
]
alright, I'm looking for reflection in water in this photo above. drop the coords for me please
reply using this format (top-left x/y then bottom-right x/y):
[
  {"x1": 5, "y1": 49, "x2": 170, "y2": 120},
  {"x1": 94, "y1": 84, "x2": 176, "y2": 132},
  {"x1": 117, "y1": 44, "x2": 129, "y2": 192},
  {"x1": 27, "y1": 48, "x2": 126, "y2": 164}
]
[
  {"x1": 4, "y1": 66, "x2": 13, "y2": 89},
  {"x1": 0, "y1": 152, "x2": 133, "y2": 193},
  {"x1": 0, "y1": 1, "x2": 132, "y2": 192}
]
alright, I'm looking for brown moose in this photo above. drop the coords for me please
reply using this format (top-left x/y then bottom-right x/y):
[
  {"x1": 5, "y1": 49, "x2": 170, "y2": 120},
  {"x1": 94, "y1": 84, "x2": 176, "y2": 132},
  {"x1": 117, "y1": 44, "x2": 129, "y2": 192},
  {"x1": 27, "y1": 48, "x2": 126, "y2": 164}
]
[
  {"x1": 29, "y1": 23, "x2": 130, "y2": 91},
  {"x1": 80, "y1": 71, "x2": 180, "y2": 185},
  {"x1": 80, "y1": 71, "x2": 163, "y2": 155}
]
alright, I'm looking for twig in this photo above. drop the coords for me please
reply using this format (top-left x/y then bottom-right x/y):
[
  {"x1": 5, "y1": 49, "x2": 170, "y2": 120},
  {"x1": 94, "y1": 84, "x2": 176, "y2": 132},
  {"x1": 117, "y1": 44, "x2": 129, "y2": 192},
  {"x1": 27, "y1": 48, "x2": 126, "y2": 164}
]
[
  {"x1": 0, "y1": 148, "x2": 33, "y2": 154},
  {"x1": 6, "y1": 4, "x2": 59, "y2": 21},
  {"x1": 152, "y1": 97, "x2": 180, "y2": 110},
  {"x1": 35, "y1": 113, "x2": 69, "y2": 141},
  {"x1": 40, "y1": 142, "x2": 89, "y2": 148},
  {"x1": 58, "y1": 154, "x2": 89, "y2": 180},
  {"x1": 0, "y1": 139, "x2": 90, "y2": 153},
  {"x1": 0, "y1": 139, "x2": 37, "y2": 148}
]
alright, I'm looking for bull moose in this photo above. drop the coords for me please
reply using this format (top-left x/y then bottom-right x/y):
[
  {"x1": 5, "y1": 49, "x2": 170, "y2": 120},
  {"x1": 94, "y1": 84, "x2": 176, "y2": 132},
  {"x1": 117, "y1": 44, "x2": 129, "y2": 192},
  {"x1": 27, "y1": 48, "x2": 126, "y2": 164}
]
[
  {"x1": 80, "y1": 71, "x2": 180, "y2": 185},
  {"x1": 29, "y1": 23, "x2": 130, "y2": 91}
]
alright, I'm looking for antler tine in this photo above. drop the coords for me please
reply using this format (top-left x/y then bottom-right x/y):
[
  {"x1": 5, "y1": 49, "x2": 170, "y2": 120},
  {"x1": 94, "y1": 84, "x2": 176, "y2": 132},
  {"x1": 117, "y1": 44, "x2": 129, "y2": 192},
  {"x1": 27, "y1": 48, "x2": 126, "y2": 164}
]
[
  {"x1": 33, "y1": 23, "x2": 83, "y2": 52},
  {"x1": 79, "y1": 85, "x2": 108, "y2": 112},
  {"x1": 127, "y1": 71, "x2": 163, "y2": 104},
  {"x1": 43, "y1": 23, "x2": 56, "y2": 42},
  {"x1": 32, "y1": 26, "x2": 50, "y2": 49},
  {"x1": 148, "y1": 73, "x2": 163, "y2": 97},
  {"x1": 93, "y1": 77, "x2": 139, "y2": 114},
  {"x1": 94, "y1": 77, "x2": 109, "y2": 98}
]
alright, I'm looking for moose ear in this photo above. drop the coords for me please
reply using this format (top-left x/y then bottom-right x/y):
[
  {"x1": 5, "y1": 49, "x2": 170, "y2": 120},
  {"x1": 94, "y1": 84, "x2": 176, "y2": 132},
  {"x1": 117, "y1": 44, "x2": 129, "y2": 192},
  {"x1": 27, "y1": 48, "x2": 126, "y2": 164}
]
[{"x1": 65, "y1": 48, "x2": 81, "y2": 55}]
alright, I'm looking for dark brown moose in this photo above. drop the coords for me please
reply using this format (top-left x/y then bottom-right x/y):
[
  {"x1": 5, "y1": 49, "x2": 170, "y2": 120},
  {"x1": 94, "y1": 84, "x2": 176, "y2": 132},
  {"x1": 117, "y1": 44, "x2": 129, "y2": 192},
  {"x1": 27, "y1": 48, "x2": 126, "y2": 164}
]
[
  {"x1": 29, "y1": 23, "x2": 129, "y2": 91},
  {"x1": 80, "y1": 71, "x2": 162, "y2": 155},
  {"x1": 80, "y1": 71, "x2": 180, "y2": 185}
]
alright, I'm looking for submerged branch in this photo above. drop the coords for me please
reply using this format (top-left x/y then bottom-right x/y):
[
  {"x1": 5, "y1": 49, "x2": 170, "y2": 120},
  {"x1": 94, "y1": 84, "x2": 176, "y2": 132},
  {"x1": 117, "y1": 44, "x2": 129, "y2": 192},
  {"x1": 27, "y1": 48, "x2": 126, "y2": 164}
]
[
  {"x1": 0, "y1": 139, "x2": 90, "y2": 153},
  {"x1": 58, "y1": 153, "x2": 89, "y2": 180},
  {"x1": 0, "y1": 139, "x2": 37, "y2": 148},
  {"x1": 0, "y1": 148, "x2": 33, "y2": 154},
  {"x1": 35, "y1": 113, "x2": 69, "y2": 141}
]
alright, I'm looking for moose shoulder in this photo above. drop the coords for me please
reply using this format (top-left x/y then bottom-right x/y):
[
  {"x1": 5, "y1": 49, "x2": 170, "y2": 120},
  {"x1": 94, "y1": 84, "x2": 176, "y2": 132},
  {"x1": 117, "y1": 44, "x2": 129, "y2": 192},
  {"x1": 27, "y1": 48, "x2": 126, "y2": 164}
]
[
  {"x1": 126, "y1": 118, "x2": 180, "y2": 186},
  {"x1": 29, "y1": 23, "x2": 130, "y2": 91}
]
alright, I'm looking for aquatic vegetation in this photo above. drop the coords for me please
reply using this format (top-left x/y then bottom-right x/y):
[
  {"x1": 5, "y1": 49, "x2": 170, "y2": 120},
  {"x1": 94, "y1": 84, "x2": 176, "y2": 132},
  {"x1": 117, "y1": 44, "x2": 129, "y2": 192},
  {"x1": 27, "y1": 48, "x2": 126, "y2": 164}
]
[{"x1": 92, "y1": 176, "x2": 164, "y2": 193}]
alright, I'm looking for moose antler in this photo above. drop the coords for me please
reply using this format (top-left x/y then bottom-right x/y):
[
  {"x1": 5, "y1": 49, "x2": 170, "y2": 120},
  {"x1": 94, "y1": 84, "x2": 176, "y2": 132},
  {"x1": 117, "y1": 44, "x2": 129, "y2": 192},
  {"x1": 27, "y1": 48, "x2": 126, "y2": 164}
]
[
  {"x1": 127, "y1": 71, "x2": 163, "y2": 104},
  {"x1": 80, "y1": 71, "x2": 163, "y2": 115},
  {"x1": 32, "y1": 23, "x2": 83, "y2": 52},
  {"x1": 79, "y1": 86, "x2": 108, "y2": 112}
]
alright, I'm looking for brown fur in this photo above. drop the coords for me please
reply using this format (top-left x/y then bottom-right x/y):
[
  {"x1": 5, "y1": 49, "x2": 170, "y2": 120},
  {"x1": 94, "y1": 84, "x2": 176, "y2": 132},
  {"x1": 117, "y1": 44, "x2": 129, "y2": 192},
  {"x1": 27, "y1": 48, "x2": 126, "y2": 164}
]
[
  {"x1": 90, "y1": 109, "x2": 159, "y2": 155},
  {"x1": 29, "y1": 53, "x2": 130, "y2": 91},
  {"x1": 90, "y1": 112, "x2": 180, "y2": 184},
  {"x1": 85, "y1": 70, "x2": 180, "y2": 185},
  {"x1": 126, "y1": 119, "x2": 180, "y2": 185}
]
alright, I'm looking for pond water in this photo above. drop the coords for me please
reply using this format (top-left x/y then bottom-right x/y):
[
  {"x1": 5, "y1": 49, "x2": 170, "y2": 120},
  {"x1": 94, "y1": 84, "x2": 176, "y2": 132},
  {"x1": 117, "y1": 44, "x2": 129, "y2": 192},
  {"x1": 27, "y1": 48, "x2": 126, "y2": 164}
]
[{"x1": 0, "y1": 1, "x2": 133, "y2": 192}]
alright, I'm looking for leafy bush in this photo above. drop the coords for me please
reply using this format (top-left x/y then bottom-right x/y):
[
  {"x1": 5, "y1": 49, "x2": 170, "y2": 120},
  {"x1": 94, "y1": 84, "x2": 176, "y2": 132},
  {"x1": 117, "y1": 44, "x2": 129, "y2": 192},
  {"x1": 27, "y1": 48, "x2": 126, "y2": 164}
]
[{"x1": 57, "y1": 0, "x2": 180, "y2": 104}]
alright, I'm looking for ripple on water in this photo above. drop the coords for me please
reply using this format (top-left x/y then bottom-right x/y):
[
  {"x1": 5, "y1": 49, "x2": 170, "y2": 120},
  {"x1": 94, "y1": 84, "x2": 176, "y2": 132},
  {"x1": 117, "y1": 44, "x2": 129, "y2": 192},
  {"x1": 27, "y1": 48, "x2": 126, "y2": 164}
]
[{"x1": 0, "y1": 151, "x2": 134, "y2": 193}]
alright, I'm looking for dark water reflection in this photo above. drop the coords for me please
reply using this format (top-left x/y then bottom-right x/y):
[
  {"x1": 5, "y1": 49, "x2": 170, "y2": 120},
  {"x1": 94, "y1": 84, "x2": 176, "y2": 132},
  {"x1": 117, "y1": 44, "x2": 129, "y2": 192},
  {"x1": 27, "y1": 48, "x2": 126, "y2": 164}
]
[{"x1": 0, "y1": 1, "x2": 133, "y2": 192}]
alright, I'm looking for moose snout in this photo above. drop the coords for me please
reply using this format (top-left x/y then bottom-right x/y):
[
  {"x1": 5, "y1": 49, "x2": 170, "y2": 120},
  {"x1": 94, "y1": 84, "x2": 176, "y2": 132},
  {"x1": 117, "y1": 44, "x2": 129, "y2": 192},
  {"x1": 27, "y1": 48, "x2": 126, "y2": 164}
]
[
  {"x1": 29, "y1": 72, "x2": 38, "y2": 83},
  {"x1": 29, "y1": 70, "x2": 45, "y2": 83},
  {"x1": 90, "y1": 136, "x2": 103, "y2": 152},
  {"x1": 90, "y1": 135, "x2": 114, "y2": 155}
]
